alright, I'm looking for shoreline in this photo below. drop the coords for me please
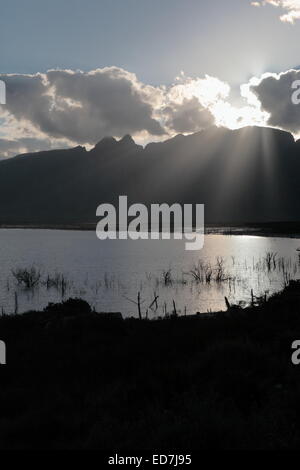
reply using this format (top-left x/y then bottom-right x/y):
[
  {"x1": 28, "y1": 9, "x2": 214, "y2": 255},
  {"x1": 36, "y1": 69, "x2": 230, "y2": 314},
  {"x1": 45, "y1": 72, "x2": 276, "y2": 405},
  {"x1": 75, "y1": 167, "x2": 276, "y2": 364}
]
[{"x1": 0, "y1": 222, "x2": 300, "y2": 239}]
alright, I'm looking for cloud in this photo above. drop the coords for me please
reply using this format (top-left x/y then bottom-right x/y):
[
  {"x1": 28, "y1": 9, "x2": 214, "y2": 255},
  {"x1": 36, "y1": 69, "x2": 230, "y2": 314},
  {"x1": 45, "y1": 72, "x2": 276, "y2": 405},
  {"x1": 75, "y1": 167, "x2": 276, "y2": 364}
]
[
  {"x1": 0, "y1": 66, "x2": 288, "y2": 158},
  {"x1": 0, "y1": 137, "x2": 73, "y2": 159},
  {"x1": 161, "y1": 74, "x2": 229, "y2": 133},
  {"x1": 247, "y1": 69, "x2": 300, "y2": 135},
  {"x1": 0, "y1": 68, "x2": 165, "y2": 149},
  {"x1": 0, "y1": 138, "x2": 30, "y2": 159},
  {"x1": 0, "y1": 68, "x2": 235, "y2": 155},
  {"x1": 163, "y1": 97, "x2": 214, "y2": 133},
  {"x1": 251, "y1": 0, "x2": 300, "y2": 23}
]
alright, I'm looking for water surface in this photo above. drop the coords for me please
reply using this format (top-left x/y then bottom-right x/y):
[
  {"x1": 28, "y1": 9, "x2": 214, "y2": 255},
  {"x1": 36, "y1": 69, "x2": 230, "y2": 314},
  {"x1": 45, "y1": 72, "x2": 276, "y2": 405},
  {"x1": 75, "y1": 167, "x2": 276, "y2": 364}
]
[{"x1": 0, "y1": 229, "x2": 299, "y2": 317}]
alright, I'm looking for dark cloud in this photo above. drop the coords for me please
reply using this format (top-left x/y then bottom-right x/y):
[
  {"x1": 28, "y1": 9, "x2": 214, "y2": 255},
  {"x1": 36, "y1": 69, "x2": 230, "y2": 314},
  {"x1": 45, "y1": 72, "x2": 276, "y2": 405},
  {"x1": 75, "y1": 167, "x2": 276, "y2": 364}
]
[
  {"x1": 163, "y1": 97, "x2": 214, "y2": 133},
  {"x1": 1, "y1": 68, "x2": 257, "y2": 157},
  {"x1": 250, "y1": 70, "x2": 300, "y2": 134},
  {"x1": 0, "y1": 68, "x2": 165, "y2": 146}
]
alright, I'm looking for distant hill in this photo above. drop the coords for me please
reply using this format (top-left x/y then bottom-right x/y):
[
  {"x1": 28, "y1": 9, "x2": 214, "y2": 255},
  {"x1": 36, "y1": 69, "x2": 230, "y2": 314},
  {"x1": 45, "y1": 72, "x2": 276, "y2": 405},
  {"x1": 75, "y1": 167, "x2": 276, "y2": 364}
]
[{"x1": 0, "y1": 126, "x2": 299, "y2": 225}]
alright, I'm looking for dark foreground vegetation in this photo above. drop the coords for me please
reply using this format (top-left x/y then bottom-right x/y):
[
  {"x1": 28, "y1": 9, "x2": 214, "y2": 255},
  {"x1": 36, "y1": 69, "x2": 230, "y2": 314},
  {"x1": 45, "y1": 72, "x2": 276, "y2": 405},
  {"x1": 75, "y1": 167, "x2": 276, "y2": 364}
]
[{"x1": 1, "y1": 282, "x2": 300, "y2": 450}]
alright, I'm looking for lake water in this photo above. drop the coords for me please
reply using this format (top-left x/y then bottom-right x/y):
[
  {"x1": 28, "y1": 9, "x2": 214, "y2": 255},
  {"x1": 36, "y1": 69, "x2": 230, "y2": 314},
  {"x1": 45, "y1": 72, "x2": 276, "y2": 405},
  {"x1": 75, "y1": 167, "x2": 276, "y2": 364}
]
[{"x1": 0, "y1": 229, "x2": 299, "y2": 317}]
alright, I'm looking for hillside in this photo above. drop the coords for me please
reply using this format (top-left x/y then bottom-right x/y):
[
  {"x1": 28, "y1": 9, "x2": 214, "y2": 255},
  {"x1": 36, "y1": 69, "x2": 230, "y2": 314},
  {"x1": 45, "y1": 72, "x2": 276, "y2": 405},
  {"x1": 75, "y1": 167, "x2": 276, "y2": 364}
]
[{"x1": 0, "y1": 126, "x2": 299, "y2": 225}]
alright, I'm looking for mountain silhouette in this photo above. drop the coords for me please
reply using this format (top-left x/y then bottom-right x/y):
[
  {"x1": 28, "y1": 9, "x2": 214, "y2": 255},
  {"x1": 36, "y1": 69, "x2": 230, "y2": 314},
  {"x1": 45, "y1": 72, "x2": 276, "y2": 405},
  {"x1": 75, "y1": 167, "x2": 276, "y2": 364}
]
[{"x1": 0, "y1": 126, "x2": 299, "y2": 225}]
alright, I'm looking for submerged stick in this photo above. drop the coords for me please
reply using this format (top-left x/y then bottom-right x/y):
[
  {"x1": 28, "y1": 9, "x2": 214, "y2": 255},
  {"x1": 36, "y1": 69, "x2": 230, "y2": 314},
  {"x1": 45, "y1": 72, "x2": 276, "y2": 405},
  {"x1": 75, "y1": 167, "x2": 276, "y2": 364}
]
[{"x1": 225, "y1": 296, "x2": 231, "y2": 310}]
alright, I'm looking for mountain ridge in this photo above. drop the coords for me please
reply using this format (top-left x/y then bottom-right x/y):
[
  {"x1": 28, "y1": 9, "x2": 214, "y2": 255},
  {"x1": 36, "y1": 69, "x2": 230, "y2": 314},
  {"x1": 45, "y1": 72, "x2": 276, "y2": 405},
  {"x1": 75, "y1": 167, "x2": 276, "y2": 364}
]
[{"x1": 0, "y1": 125, "x2": 299, "y2": 225}]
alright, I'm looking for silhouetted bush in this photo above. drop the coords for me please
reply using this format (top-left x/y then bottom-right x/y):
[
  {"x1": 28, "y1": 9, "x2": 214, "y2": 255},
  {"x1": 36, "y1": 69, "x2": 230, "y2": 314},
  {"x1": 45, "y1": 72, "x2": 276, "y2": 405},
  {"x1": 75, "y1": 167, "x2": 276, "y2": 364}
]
[{"x1": 44, "y1": 298, "x2": 91, "y2": 316}]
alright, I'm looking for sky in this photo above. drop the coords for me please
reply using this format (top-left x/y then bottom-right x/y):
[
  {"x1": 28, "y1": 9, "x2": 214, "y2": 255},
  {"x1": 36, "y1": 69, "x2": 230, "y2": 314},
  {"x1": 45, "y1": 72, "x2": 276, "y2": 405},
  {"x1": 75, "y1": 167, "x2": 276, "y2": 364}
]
[{"x1": 1, "y1": 0, "x2": 300, "y2": 156}]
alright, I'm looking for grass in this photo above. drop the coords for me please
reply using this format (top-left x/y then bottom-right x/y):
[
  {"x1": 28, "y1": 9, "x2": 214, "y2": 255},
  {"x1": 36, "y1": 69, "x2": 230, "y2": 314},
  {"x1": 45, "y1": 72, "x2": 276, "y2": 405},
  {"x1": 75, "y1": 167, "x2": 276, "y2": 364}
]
[
  {"x1": 0, "y1": 281, "x2": 300, "y2": 449},
  {"x1": 11, "y1": 266, "x2": 42, "y2": 289},
  {"x1": 6, "y1": 251, "x2": 300, "y2": 317}
]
